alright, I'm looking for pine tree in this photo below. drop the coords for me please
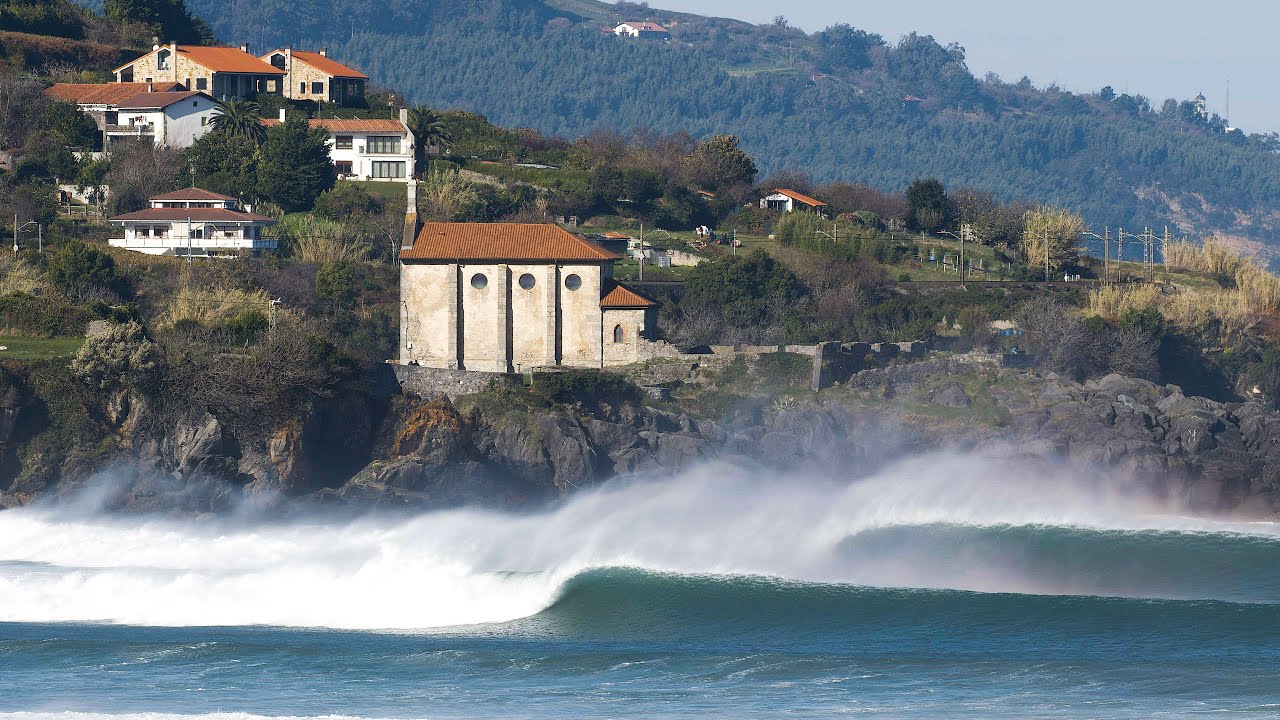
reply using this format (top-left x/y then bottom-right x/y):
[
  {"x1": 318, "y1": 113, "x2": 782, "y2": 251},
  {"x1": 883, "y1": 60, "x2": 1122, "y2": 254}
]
[{"x1": 256, "y1": 115, "x2": 336, "y2": 213}]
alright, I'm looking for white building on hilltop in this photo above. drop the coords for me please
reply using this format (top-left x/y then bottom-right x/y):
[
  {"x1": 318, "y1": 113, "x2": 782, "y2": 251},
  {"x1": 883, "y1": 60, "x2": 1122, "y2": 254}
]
[
  {"x1": 399, "y1": 222, "x2": 659, "y2": 371},
  {"x1": 613, "y1": 21, "x2": 670, "y2": 39},
  {"x1": 109, "y1": 188, "x2": 277, "y2": 257}
]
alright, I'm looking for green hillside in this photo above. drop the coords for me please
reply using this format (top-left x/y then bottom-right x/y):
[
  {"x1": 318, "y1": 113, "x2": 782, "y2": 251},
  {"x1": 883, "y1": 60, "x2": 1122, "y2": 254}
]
[{"x1": 177, "y1": 0, "x2": 1280, "y2": 249}]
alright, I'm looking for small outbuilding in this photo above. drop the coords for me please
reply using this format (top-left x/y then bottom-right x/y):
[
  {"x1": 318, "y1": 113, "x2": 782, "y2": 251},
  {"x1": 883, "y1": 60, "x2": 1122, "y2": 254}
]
[{"x1": 760, "y1": 188, "x2": 829, "y2": 217}]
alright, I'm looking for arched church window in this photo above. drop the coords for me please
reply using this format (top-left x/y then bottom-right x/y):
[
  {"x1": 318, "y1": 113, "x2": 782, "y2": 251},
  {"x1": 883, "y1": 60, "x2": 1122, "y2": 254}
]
[
  {"x1": 518, "y1": 273, "x2": 536, "y2": 290},
  {"x1": 470, "y1": 273, "x2": 488, "y2": 289},
  {"x1": 613, "y1": 325, "x2": 625, "y2": 343},
  {"x1": 564, "y1": 274, "x2": 582, "y2": 291}
]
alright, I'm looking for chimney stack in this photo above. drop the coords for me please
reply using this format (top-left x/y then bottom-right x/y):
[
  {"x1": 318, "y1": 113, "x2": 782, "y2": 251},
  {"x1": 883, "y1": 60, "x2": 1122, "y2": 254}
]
[
  {"x1": 240, "y1": 42, "x2": 250, "y2": 54},
  {"x1": 402, "y1": 180, "x2": 419, "y2": 252},
  {"x1": 319, "y1": 48, "x2": 328, "y2": 57},
  {"x1": 399, "y1": 107, "x2": 409, "y2": 124}
]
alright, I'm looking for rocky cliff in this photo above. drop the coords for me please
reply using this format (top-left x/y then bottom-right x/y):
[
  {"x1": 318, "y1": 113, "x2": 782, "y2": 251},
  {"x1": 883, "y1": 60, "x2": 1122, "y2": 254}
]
[{"x1": 2, "y1": 356, "x2": 1280, "y2": 515}]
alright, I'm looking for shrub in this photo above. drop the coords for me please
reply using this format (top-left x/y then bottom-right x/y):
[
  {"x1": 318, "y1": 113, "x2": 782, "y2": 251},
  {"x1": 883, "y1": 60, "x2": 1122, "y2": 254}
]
[
  {"x1": 45, "y1": 239, "x2": 126, "y2": 300},
  {"x1": 532, "y1": 369, "x2": 641, "y2": 406},
  {"x1": 69, "y1": 321, "x2": 159, "y2": 391}
]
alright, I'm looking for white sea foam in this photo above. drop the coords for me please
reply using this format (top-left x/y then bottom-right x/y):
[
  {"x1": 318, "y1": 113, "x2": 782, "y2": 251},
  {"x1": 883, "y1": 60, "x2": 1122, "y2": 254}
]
[{"x1": 0, "y1": 454, "x2": 1277, "y2": 629}]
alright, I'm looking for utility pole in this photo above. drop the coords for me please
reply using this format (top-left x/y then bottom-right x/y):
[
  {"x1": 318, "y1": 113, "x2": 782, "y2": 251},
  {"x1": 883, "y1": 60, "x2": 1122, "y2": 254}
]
[
  {"x1": 37, "y1": 224, "x2": 42, "y2": 254},
  {"x1": 1103, "y1": 227, "x2": 1110, "y2": 284},
  {"x1": 1044, "y1": 228, "x2": 1050, "y2": 285},
  {"x1": 187, "y1": 215, "x2": 193, "y2": 264},
  {"x1": 638, "y1": 222, "x2": 645, "y2": 281},
  {"x1": 269, "y1": 298, "x2": 282, "y2": 335},
  {"x1": 1117, "y1": 227, "x2": 1124, "y2": 283},
  {"x1": 11, "y1": 213, "x2": 17, "y2": 254}
]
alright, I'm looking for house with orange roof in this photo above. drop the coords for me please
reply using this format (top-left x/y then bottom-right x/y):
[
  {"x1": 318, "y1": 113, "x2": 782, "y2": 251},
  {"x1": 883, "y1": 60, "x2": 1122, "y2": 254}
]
[
  {"x1": 760, "y1": 188, "x2": 830, "y2": 218},
  {"x1": 105, "y1": 90, "x2": 221, "y2": 149},
  {"x1": 114, "y1": 43, "x2": 285, "y2": 100},
  {"x1": 264, "y1": 108, "x2": 415, "y2": 182},
  {"x1": 260, "y1": 48, "x2": 368, "y2": 106},
  {"x1": 45, "y1": 82, "x2": 185, "y2": 139},
  {"x1": 398, "y1": 222, "x2": 659, "y2": 370},
  {"x1": 108, "y1": 187, "x2": 277, "y2": 257}
]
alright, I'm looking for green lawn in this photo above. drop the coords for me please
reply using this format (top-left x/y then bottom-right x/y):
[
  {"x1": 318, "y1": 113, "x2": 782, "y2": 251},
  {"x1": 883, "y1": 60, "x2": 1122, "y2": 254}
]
[
  {"x1": 0, "y1": 336, "x2": 84, "y2": 361},
  {"x1": 340, "y1": 180, "x2": 406, "y2": 202}
]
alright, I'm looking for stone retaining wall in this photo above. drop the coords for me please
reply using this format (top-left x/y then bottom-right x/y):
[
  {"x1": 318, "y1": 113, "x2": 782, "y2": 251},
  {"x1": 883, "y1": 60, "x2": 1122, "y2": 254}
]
[{"x1": 392, "y1": 364, "x2": 518, "y2": 400}]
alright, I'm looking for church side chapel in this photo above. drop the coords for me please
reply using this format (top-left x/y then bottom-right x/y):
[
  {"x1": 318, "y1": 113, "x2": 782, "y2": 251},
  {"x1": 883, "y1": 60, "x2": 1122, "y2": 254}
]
[{"x1": 399, "y1": 223, "x2": 659, "y2": 371}]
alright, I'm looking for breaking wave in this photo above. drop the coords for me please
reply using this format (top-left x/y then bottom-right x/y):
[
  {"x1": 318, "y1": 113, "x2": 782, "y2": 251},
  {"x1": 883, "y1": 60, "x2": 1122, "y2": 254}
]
[{"x1": 1, "y1": 454, "x2": 1278, "y2": 630}]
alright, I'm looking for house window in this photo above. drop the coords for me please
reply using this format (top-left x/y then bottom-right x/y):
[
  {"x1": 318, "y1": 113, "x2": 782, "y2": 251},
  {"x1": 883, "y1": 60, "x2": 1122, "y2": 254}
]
[
  {"x1": 335, "y1": 135, "x2": 353, "y2": 149},
  {"x1": 366, "y1": 136, "x2": 401, "y2": 154},
  {"x1": 137, "y1": 227, "x2": 150, "y2": 238},
  {"x1": 192, "y1": 227, "x2": 204, "y2": 239},
  {"x1": 270, "y1": 54, "x2": 286, "y2": 70},
  {"x1": 311, "y1": 81, "x2": 324, "y2": 95},
  {"x1": 335, "y1": 161, "x2": 353, "y2": 175},
  {"x1": 613, "y1": 325, "x2": 624, "y2": 343},
  {"x1": 196, "y1": 77, "x2": 207, "y2": 91},
  {"x1": 157, "y1": 49, "x2": 171, "y2": 70},
  {"x1": 371, "y1": 161, "x2": 405, "y2": 179},
  {"x1": 564, "y1": 274, "x2": 582, "y2": 291},
  {"x1": 299, "y1": 82, "x2": 306, "y2": 94}
]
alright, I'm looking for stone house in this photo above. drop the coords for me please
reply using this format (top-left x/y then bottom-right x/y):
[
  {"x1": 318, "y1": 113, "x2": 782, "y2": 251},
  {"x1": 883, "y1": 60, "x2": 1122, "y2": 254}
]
[
  {"x1": 108, "y1": 187, "x2": 277, "y2": 257},
  {"x1": 259, "y1": 48, "x2": 367, "y2": 106},
  {"x1": 398, "y1": 222, "x2": 659, "y2": 372},
  {"x1": 114, "y1": 43, "x2": 285, "y2": 100}
]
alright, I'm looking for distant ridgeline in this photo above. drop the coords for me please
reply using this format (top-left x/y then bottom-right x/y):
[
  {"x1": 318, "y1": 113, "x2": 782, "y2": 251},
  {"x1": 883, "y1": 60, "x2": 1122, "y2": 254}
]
[{"x1": 177, "y1": 0, "x2": 1279, "y2": 246}]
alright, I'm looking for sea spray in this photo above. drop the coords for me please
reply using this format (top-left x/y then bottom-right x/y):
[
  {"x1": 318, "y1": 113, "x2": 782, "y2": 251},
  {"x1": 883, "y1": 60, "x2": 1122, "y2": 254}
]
[{"x1": 1, "y1": 453, "x2": 1278, "y2": 629}]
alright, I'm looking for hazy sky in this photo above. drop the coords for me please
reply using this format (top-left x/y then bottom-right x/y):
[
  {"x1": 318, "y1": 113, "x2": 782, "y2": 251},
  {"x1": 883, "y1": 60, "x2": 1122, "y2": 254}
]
[{"x1": 663, "y1": 1, "x2": 1279, "y2": 133}]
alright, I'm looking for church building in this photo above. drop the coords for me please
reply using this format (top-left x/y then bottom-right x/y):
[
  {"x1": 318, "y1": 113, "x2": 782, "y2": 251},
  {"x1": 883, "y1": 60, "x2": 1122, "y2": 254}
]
[{"x1": 399, "y1": 222, "x2": 659, "y2": 372}]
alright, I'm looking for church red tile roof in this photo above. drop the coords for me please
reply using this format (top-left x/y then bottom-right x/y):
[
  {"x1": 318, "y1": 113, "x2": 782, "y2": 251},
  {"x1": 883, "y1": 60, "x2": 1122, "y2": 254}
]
[
  {"x1": 600, "y1": 279, "x2": 657, "y2": 308},
  {"x1": 401, "y1": 223, "x2": 620, "y2": 262}
]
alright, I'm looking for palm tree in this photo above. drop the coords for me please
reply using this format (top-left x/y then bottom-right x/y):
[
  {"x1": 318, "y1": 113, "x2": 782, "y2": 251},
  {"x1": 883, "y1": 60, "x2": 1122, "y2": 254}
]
[
  {"x1": 209, "y1": 98, "x2": 266, "y2": 144},
  {"x1": 406, "y1": 105, "x2": 453, "y2": 176}
]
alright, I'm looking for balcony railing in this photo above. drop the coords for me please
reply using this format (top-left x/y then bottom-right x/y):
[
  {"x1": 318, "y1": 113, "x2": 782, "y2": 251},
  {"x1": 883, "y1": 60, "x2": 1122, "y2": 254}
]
[
  {"x1": 106, "y1": 123, "x2": 155, "y2": 134},
  {"x1": 110, "y1": 236, "x2": 277, "y2": 251}
]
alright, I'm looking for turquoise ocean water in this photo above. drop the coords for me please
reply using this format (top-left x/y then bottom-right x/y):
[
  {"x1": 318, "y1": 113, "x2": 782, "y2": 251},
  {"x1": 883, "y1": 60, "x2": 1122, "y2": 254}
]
[{"x1": 1, "y1": 458, "x2": 1278, "y2": 718}]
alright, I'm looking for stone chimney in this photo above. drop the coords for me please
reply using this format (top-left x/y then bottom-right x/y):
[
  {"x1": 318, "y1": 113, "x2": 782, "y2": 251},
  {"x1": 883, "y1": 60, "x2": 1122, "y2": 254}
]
[{"x1": 402, "y1": 180, "x2": 419, "y2": 252}]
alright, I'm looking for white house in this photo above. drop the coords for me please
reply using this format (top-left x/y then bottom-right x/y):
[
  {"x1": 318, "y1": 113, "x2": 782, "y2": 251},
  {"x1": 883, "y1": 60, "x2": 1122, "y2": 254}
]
[
  {"x1": 109, "y1": 188, "x2": 277, "y2": 257},
  {"x1": 760, "y1": 188, "x2": 829, "y2": 217},
  {"x1": 613, "y1": 21, "x2": 670, "y2": 39},
  {"x1": 399, "y1": 222, "x2": 660, "y2": 371},
  {"x1": 266, "y1": 109, "x2": 415, "y2": 181},
  {"x1": 106, "y1": 91, "x2": 220, "y2": 149}
]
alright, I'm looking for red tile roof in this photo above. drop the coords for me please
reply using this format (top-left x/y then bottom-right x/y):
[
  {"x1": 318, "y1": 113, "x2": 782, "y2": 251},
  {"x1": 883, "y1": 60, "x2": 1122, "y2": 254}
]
[
  {"x1": 401, "y1": 223, "x2": 620, "y2": 262},
  {"x1": 620, "y1": 21, "x2": 669, "y2": 32},
  {"x1": 115, "y1": 46, "x2": 285, "y2": 75},
  {"x1": 116, "y1": 91, "x2": 210, "y2": 110},
  {"x1": 261, "y1": 50, "x2": 367, "y2": 79},
  {"x1": 260, "y1": 118, "x2": 406, "y2": 133},
  {"x1": 150, "y1": 188, "x2": 239, "y2": 203},
  {"x1": 110, "y1": 208, "x2": 276, "y2": 223},
  {"x1": 600, "y1": 279, "x2": 657, "y2": 308},
  {"x1": 45, "y1": 82, "x2": 184, "y2": 105},
  {"x1": 772, "y1": 188, "x2": 827, "y2": 207}
]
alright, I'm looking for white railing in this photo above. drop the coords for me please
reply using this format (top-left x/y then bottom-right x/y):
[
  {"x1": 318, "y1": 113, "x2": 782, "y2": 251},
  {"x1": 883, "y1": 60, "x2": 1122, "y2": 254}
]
[{"x1": 110, "y1": 237, "x2": 277, "y2": 250}]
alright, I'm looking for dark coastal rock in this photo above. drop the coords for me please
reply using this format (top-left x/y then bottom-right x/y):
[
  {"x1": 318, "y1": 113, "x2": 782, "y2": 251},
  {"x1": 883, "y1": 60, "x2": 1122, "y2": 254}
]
[{"x1": 932, "y1": 383, "x2": 971, "y2": 408}]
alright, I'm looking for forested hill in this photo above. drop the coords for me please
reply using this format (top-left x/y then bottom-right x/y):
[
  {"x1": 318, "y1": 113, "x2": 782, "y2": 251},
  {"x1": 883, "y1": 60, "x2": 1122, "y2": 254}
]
[{"x1": 191, "y1": 0, "x2": 1277, "y2": 246}]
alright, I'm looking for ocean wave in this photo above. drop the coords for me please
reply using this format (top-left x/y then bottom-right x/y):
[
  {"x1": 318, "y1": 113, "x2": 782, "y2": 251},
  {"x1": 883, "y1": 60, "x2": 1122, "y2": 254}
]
[{"x1": 1, "y1": 454, "x2": 1278, "y2": 629}]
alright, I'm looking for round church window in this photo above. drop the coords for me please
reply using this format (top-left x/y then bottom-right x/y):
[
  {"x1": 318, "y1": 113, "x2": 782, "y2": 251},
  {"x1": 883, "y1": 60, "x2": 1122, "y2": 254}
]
[
  {"x1": 519, "y1": 273, "x2": 536, "y2": 290},
  {"x1": 470, "y1": 273, "x2": 488, "y2": 289},
  {"x1": 565, "y1": 274, "x2": 582, "y2": 291}
]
